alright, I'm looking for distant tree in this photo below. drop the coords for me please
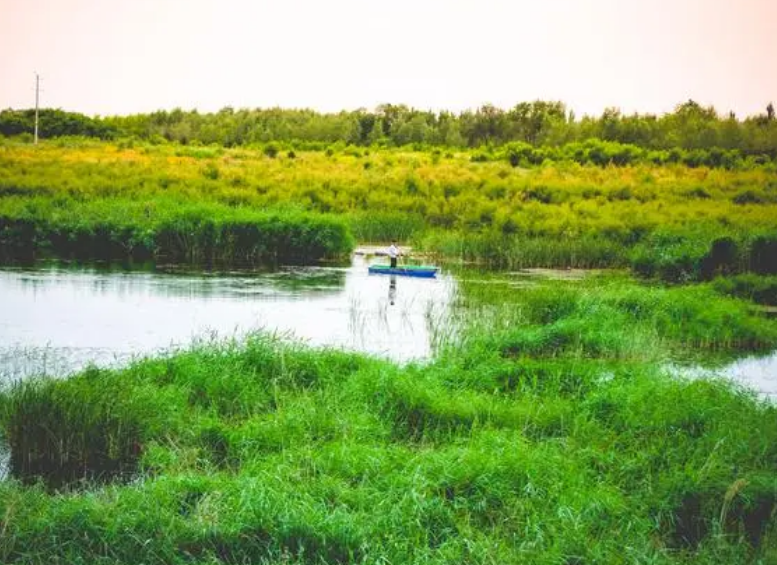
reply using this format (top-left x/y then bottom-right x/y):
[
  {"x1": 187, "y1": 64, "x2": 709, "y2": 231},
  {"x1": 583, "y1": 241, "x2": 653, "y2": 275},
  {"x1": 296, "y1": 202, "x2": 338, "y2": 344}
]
[
  {"x1": 0, "y1": 108, "x2": 116, "y2": 139},
  {"x1": 719, "y1": 112, "x2": 744, "y2": 150},
  {"x1": 375, "y1": 104, "x2": 410, "y2": 138},
  {"x1": 459, "y1": 104, "x2": 507, "y2": 146},
  {"x1": 439, "y1": 114, "x2": 466, "y2": 147},
  {"x1": 663, "y1": 100, "x2": 719, "y2": 149},
  {"x1": 394, "y1": 113, "x2": 432, "y2": 146},
  {"x1": 355, "y1": 110, "x2": 376, "y2": 145},
  {"x1": 3, "y1": 99, "x2": 776, "y2": 157},
  {"x1": 599, "y1": 107, "x2": 622, "y2": 141},
  {"x1": 506, "y1": 101, "x2": 567, "y2": 145}
]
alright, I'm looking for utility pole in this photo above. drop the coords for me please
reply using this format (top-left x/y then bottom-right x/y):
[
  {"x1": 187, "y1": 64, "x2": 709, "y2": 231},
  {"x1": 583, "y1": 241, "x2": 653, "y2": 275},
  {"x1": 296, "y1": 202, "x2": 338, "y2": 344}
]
[{"x1": 34, "y1": 73, "x2": 40, "y2": 145}]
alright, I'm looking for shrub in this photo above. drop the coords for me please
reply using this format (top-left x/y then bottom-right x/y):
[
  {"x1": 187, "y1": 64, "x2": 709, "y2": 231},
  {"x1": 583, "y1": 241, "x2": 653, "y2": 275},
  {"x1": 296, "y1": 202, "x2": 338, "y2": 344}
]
[
  {"x1": 202, "y1": 163, "x2": 220, "y2": 180},
  {"x1": 264, "y1": 143, "x2": 279, "y2": 158},
  {"x1": 699, "y1": 237, "x2": 740, "y2": 280},
  {"x1": 750, "y1": 235, "x2": 777, "y2": 274},
  {"x1": 733, "y1": 190, "x2": 765, "y2": 205}
]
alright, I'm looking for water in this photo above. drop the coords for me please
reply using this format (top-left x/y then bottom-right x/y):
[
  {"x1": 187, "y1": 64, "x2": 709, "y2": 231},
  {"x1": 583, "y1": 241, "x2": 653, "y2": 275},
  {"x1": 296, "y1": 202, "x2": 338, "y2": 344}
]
[
  {"x1": 0, "y1": 256, "x2": 456, "y2": 381},
  {"x1": 1, "y1": 260, "x2": 775, "y2": 400},
  {"x1": 670, "y1": 352, "x2": 777, "y2": 401},
  {"x1": 724, "y1": 352, "x2": 777, "y2": 400}
]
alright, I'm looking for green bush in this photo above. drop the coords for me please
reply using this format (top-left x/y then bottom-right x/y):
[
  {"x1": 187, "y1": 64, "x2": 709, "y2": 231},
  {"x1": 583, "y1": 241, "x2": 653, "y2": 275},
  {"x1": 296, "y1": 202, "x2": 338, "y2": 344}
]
[
  {"x1": 264, "y1": 143, "x2": 279, "y2": 158},
  {"x1": 750, "y1": 235, "x2": 777, "y2": 274}
]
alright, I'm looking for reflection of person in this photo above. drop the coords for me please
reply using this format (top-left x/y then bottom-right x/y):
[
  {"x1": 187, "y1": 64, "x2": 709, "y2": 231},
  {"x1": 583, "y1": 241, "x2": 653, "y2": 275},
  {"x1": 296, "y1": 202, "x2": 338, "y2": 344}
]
[
  {"x1": 388, "y1": 241, "x2": 400, "y2": 268},
  {"x1": 389, "y1": 275, "x2": 397, "y2": 305}
]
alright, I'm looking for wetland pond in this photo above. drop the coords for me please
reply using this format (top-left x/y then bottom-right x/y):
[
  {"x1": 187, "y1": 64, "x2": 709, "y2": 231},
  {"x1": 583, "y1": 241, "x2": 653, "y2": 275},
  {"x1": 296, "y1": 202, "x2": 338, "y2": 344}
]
[
  {"x1": 0, "y1": 256, "x2": 775, "y2": 400},
  {"x1": 0, "y1": 255, "x2": 455, "y2": 379}
]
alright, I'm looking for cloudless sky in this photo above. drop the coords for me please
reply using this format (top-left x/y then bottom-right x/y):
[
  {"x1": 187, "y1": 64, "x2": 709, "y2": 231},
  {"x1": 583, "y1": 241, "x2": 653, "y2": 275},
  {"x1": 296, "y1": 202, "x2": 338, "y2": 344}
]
[{"x1": 1, "y1": 0, "x2": 775, "y2": 117}]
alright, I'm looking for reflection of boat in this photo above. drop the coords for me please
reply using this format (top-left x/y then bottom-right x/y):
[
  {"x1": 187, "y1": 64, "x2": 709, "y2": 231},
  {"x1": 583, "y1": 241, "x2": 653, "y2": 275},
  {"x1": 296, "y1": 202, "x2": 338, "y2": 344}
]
[{"x1": 368, "y1": 264, "x2": 438, "y2": 278}]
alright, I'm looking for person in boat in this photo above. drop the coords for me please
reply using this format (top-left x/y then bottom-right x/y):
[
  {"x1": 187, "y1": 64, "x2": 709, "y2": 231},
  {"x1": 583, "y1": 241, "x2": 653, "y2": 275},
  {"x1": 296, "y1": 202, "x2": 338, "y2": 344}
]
[{"x1": 387, "y1": 241, "x2": 401, "y2": 268}]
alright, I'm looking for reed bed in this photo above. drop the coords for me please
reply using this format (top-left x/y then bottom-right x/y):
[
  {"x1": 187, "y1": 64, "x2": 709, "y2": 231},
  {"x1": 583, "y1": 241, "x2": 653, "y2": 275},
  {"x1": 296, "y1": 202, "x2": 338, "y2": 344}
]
[{"x1": 0, "y1": 200, "x2": 353, "y2": 266}]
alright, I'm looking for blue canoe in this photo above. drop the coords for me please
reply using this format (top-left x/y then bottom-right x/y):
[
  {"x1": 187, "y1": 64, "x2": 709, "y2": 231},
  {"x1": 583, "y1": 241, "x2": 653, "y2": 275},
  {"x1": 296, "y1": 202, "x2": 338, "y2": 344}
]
[{"x1": 368, "y1": 264, "x2": 439, "y2": 278}]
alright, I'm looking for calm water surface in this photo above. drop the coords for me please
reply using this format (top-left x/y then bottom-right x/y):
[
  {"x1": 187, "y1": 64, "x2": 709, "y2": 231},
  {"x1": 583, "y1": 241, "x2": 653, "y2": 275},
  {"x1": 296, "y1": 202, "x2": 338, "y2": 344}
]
[
  {"x1": 725, "y1": 352, "x2": 777, "y2": 400},
  {"x1": 671, "y1": 352, "x2": 777, "y2": 401},
  {"x1": 1, "y1": 260, "x2": 775, "y2": 400},
  {"x1": 0, "y1": 256, "x2": 455, "y2": 380}
]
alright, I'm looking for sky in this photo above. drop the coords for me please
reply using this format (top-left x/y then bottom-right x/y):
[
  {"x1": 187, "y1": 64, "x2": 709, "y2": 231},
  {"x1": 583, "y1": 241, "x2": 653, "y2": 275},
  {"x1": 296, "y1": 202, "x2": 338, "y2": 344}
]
[{"x1": 1, "y1": 0, "x2": 775, "y2": 118}]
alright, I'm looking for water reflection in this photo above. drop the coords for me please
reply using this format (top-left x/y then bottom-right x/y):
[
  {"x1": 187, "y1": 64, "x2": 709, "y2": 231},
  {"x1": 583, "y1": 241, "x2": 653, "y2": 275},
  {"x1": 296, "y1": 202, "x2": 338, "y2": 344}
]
[
  {"x1": 9, "y1": 263, "x2": 347, "y2": 299},
  {"x1": 0, "y1": 257, "x2": 455, "y2": 381}
]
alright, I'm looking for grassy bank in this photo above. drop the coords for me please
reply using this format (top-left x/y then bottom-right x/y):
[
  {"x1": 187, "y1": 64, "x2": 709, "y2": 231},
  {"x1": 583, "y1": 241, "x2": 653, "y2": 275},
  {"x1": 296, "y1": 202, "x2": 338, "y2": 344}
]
[
  {"x1": 0, "y1": 198, "x2": 353, "y2": 266},
  {"x1": 1, "y1": 276, "x2": 776, "y2": 564},
  {"x1": 1, "y1": 140, "x2": 776, "y2": 272},
  {"x1": 449, "y1": 273, "x2": 777, "y2": 357}
]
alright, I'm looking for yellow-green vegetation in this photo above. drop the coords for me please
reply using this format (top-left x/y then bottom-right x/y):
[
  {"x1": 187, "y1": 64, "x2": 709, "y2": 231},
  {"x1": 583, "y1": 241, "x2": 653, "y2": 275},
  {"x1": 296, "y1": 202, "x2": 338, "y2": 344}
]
[
  {"x1": 1, "y1": 139, "x2": 776, "y2": 275},
  {"x1": 1, "y1": 276, "x2": 776, "y2": 564},
  {"x1": 0, "y1": 142, "x2": 356, "y2": 265}
]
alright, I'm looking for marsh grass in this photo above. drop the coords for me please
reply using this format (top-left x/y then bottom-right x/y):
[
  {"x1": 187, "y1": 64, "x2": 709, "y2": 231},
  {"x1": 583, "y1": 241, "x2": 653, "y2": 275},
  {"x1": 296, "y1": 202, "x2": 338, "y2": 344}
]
[
  {"x1": 451, "y1": 273, "x2": 777, "y2": 358},
  {"x1": 712, "y1": 273, "x2": 777, "y2": 306},
  {"x1": 1, "y1": 273, "x2": 776, "y2": 563},
  {"x1": 0, "y1": 203, "x2": 354, "y2": 266},
  {"x1": 2, "y1": 143, "x2": 776, "y2": 274},
  {"x1": 422, "y1": 232, "x2": 628, "y2": 269},
  {"x1": 0, "y1": 367, "x2": 168, "y2": 489}
]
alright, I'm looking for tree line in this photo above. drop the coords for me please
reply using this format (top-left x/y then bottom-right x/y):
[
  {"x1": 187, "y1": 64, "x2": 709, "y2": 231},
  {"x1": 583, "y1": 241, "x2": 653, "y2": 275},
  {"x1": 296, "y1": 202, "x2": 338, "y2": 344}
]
[{"x1": 1, "y1": 100, "x2": 775, "y2": 155}]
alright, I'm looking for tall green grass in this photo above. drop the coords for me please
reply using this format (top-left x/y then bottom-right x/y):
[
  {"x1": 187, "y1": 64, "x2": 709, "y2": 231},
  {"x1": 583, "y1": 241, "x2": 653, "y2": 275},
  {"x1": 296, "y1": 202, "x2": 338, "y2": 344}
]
[
  {"x1": 712, "y1": 273, "x2": 777, "y2": 305},
  {"x1": 0, "y1": 199, "x2": 354, "y2": 265},
  {"x1": 346, "y1": 211, "x2": 426, "y2": 243},
  {"x1": 422, "y1": 229, "x2": 777, "y2": 282},
  {"x1": 422, "y1": 232, "x2": 628, "y2": 269},
  {"x1": 1, "y1": 277, "x2": 776, "y2": 563},
  {"x1": 630, "y1": 231, "x2": 777, "y2": 283},
  {"x1": 448, "y1": 273, "x2": 777, "y2": 358},
  {"x1": 0, "y1": 367, "x2": 174, "y2": 489}
]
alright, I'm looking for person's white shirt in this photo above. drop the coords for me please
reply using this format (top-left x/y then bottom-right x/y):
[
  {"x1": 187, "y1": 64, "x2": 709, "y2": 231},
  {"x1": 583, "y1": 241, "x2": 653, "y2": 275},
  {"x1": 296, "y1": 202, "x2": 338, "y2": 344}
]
[{"x1": 388, "y1": 244, "x2": 399, "y2": 258}]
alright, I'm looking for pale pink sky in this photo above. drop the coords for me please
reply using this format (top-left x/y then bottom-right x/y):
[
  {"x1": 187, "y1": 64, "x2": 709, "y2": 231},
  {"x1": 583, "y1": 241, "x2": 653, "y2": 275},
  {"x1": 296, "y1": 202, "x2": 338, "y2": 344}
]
[{"x1": 1, "y1": 0, "x2": 775, "y2": 117}]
